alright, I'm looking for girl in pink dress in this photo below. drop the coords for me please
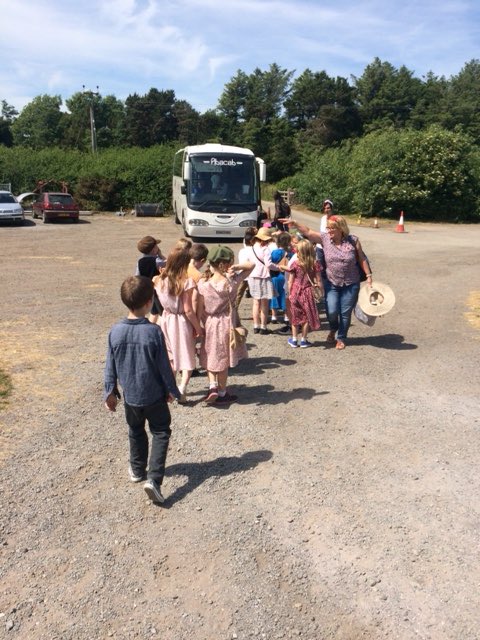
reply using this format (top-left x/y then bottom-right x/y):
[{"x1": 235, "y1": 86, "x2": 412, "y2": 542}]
[
  {"x1": 196, "y1": 245, "x2": 254, "y2": 405},
  {"x1": 154, "y1": 249, "x2": 203, "y2": 403},
  {"x1": 286, "y1": 240, "x2": 323, "y2": 348}
]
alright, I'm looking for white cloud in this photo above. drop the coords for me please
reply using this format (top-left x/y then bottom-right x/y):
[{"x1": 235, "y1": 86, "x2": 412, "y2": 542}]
[{"x1": 0, "y1": 0, "x2": 478, "y2": 113}]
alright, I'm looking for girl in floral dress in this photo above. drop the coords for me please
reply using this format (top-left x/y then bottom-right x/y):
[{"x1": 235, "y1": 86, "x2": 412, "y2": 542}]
[
  {"x1": 154, "y1": 249, "x2": 203, "y2": 402},
  {"x1": 286, "y1": 240, "x2": 323, "y2": 348},
  {"x1": 196, "y1": 245, "x2": 254, "y2": 405}
]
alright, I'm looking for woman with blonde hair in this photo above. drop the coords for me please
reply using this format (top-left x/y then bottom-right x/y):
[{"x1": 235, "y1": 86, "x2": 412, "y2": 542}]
[
  {"x1": 282, "y1": 214, "x2": 372, "y2": 350},
  {"x1": 285, "y1": 240, "x2": 322, "y2": 348},
  {"x1": 153, "y1": 248, "x2": 203, "y2": 402}
]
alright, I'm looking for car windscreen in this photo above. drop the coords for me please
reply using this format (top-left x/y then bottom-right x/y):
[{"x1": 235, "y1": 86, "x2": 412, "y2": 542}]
[
  {"x1": 0, "y1": 194, "x2": 17, "y2": 204},
  {"x1": 49, "y1": 195, "x2": 75, "y2": 205}
]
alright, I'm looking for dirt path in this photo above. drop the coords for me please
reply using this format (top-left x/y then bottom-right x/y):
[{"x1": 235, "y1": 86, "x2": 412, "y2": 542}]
[{"x1": 1, "y1": 212, "x2": 479, "y2": 639}]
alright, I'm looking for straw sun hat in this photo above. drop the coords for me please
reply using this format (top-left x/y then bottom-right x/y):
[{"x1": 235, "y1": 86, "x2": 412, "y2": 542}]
[{"x1": 357, "y1": 281, "x2": 396, "y2": 317}]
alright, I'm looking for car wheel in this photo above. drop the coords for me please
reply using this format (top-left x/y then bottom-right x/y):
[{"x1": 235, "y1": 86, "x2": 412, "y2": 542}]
[
  {"x1": 175, "y1": 206, "x2": 180, "y2": 224},
  {"x1": 32, "y1": 211, "x2": 37, "y2": 219}
]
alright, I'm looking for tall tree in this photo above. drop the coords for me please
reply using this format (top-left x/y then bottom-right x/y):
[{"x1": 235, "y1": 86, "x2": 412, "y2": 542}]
[
  {"x1": 286, "y1": 70, "x2": 361, "y2": 147},
  {"x1": 11, "y1": 95, "x2": 63, "y2": 148},
  {"x1": 217, "y1": 70, "x2": 250, "y2": 124},
  {"x1": 447, "y1": 59, "x2": 480, "y2": 143},
  {"x1": 410, "y1": 72, "x2": 449, "y2": 130},
  {"x1": 284, "y1": 69, "x2": 336, "y2": 129},
  {"x1": 197, "y1": 109, "x2": 223, "y2": 144},
  {"x1": 243, "y1": 63, "x2": 294, "y2": 123},
  {"x1": 124, "y1": 89, "x2": 177, "y2": 147},
  {"x1": 0, "y1": 100, "x2": 18, "y2": 147},
  {"x1": 63, "y1": 91, "x2": 101, "y2": 150},
  {"x1": 217, "y1": 64, "x2": 294, "y2": 179},
  {"x1": 353, "y1": 58, "x2": 422, "y2": 131},
  {"x1": 173, "y1": 100, "x2": 200, "y2": 145}
]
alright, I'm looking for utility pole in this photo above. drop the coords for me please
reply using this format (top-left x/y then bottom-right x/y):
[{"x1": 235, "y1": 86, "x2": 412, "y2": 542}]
[{"x1": 82, "y1": 85, "x2": 99, "y2": 153}]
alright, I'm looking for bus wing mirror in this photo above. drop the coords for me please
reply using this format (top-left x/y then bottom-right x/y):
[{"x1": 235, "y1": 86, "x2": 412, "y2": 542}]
[
  {"x1": 183, "y1": 162, "x2": 192, "y2": 181},
  {"x1": 257, "y1": 159, "x2": 266, "y2": 182}
]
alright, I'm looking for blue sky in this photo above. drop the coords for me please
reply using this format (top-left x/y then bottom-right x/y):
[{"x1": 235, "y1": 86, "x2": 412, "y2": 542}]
[{"x1": 1, "y1": 0, "x2": 479, "y2": 114}]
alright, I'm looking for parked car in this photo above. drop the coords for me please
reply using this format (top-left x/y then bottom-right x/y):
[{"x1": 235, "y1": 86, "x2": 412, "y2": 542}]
[
  {"x1": 32, "y1": 192, "x2": 79, "y2": 223},
  {"x1": 0, "y1": 191, "x2": 25, "y2": 225}
]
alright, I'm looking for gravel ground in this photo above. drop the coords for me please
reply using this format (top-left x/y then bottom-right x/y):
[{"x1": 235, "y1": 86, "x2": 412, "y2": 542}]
[{"x1": 0, "y1": 211, "x2": 479, "y2": 639}]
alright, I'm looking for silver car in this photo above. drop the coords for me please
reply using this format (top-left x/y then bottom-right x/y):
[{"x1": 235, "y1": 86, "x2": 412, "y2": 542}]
[{"x1": 0, "y1": 191, "x2": 25, "y2": 224}]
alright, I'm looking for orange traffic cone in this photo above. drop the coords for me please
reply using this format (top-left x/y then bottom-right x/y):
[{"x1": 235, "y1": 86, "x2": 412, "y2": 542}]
[{"x1": 395, "y1": 211, "x2": 406, "y2": 233}]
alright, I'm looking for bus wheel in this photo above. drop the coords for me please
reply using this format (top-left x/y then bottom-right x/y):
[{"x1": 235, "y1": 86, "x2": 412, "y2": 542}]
[
  {"x1": 175, "y1": 208, "x2": 180, "y2": 224},
  {"x1": 182, "y1": 215, "x2": 190, "y2": 237}
]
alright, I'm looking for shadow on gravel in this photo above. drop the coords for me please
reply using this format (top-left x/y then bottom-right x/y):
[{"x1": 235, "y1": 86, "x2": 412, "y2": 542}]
[
  {"x1": 0, "y1": 219, "x2": 36, "y2": 228},
  {"x1": 164, "y1": 449, "x2": 273, "y2": 506},
  {"x1": 232, "y1": 383, "x2": 327, "y2": 405},
  {"x1": 348, "y1": 333, "x2": 418, "y2": 350},
  {"x1": 234, "y1": 355, "x2": 297, "y2": 375}
]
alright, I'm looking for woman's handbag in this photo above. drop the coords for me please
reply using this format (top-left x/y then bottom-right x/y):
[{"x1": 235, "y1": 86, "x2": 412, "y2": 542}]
[
  {"x1": 348, "y1": 235, "x2": 371, "y2": 282},
  {"x1": 228, "y1": 295, "x2": 248, "y2": 349},
  {"x1": 307, "y1": 273, "x2": 322, "y2": 303},
  {"x1": 230, "y1": 325, "x2": 249, "y2": 349}
]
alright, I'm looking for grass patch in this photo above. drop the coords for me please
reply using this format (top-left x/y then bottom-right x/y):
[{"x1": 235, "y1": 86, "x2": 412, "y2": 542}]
[{"x1": 0, "y1": 367, "x2": 13, "y2": 410}]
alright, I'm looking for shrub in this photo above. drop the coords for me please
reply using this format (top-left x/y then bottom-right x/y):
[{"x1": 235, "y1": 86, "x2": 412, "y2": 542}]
[{"x1": 292, "y1": 126, "x2": 480, "y2": 220}]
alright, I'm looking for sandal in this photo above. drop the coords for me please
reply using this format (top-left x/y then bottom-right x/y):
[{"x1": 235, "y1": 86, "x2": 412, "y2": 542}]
[
  {"x1": 326, "y1": 331, "x2": 336, "y2": 344},
  {"x1": 335, "y1": 340, "x2": 345, "y2": 350}
]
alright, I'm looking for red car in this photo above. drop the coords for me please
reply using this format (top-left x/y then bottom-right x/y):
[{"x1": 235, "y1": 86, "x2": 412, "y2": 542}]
[{"x1": 32, "y1": 192, "x2": 80, "y2": 223}]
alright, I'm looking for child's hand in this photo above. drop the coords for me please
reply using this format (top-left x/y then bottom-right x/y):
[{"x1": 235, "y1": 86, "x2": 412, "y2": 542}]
[
  {"x1": 167, "y1": 393, "x2": 176, "y2": 404},
  {"x1": 105, "y1": 393, "x2": 118, "y2": 412}
]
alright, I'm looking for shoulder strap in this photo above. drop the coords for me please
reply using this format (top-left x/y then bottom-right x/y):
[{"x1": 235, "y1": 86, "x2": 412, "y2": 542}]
[
  {"x1": 252, "y1": 246, "x2": 265, "y2": 264},
  {"x1": 347, "y1": 235, "x2": 360, "y2": 260}
]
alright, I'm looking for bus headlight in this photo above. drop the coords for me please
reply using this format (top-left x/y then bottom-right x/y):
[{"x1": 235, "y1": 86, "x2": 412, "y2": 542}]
[
  {"x1": 189, "y1": 219, "x2": 209, "y2": 226},
  {"x1": 239, "y1": 219, "x2": 257, "y2": 227}
]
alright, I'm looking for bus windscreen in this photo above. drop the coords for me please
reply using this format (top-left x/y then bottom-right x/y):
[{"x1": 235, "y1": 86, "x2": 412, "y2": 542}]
[{"x1": 188, "y1": 154, "x2": 257, "y2": 210}]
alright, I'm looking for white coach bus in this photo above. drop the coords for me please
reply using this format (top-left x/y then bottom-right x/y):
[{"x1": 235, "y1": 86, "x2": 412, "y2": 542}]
[{"x1": 172, "y1": 143, "x2": 266, "y2": 238}]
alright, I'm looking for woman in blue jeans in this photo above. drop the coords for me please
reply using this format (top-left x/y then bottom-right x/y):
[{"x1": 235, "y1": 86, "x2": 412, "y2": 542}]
[{"x1": 280, "y1": 215, "x2": 372, "y2": 350}]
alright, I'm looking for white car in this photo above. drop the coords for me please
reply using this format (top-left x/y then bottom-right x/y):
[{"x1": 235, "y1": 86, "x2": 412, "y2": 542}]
[{"x1": 0, "y1": 191, "x2": 25, "y2": 224}]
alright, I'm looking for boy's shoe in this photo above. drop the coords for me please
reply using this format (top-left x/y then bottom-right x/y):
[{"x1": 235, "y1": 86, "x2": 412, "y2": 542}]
[
  {"x1": 203, "y1": 387, "x2": 219, "y2": 403},
  {"x1": 259, "y1": 328, "x2": 271, "y2": 335},
  {"x1": 129, "y1": 465, "x2": 146, "y2": 483},
  {"x1": 270, "y1": 318, "x2": 278, "y2": 324},
  {"x1": 300, "y1": 339, "x2": 313, "y2": 348},
  {"x1": 276, "y1": 324, "x2": 291, "y2": 335},
  {"x1": 288, "y1": 338, "x2": 298, "y2": 348},
  {"x1": 215, "y1": 392, "x2": 238, "y2": 404},
  {"x1": 144, "y1": 479, "x2": 165, "y2": 504},
  {"x1": 177, "y1": 392, "x2": 187, "y2": 404}
]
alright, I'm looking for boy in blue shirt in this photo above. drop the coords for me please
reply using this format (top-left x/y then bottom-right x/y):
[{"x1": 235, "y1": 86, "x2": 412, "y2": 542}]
[{"x1": 104, "y1": 276, "x2": 180, "y2": 504}]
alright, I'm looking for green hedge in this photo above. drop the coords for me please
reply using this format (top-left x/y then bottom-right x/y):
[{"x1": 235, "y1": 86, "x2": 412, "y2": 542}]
[
  {"x1": 3, "y1": 128, "x2": 479, "y2": 220},
  {"x1": 0, "y1": 144, "x2": 177, "y2": 211},
  {"x1": 278, "y1": 126, "x2": 480, "y2": 221}
]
